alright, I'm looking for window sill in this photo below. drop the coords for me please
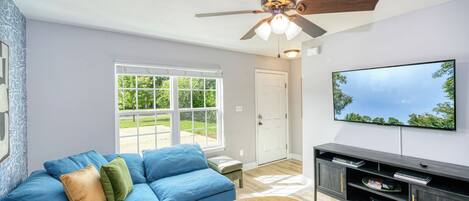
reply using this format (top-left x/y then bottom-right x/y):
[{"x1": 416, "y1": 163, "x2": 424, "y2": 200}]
[{"x1": 203, "y1": 146, "x2": 225, "y2": 154}]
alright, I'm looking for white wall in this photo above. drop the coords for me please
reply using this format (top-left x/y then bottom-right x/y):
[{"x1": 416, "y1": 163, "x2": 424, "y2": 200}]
[
  {"x1": 302, "y1": 0, "x2": 469, "y2": 178},
  {"x1": 26, "y1": 20, "x2": 293, "y2": 171},
  {"x1": 289, "y1": 59, "x2": 303, "y2": 156}
]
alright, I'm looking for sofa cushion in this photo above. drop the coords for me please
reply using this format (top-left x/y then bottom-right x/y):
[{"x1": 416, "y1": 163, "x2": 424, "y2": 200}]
[
  {"x1": 198, "y1": 189, "x2": 236, "y2": 201},
  {"x1": 104, "y1": 153, "x2": 146, "y2": 184},
  {"x1": 149, "y1": 168, "x2": 235, "y2": 201},
  {"x1": 143, "y1": 144, "x2": 208, "y2": 182},
  {"x1": 44, "y1": 150, "x2": 108, "y2": 180},
  {"x1": 125, "y1": 184, "x2": 159, "y2": 201},
  {"x1": 3, "y1": 170, "x2": 68, "y2": 201},
  {"x1": 100, "y1": 157, "x2": 133, "y2": 201},
  {"x1": 60, "y1": 165, "x2": 106, "y2": 201}
]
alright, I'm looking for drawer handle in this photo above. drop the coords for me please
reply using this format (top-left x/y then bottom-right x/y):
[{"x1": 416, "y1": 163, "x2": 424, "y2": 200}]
[{"x1": 340, "y1": 173, "x2": 344, "y2": 192}]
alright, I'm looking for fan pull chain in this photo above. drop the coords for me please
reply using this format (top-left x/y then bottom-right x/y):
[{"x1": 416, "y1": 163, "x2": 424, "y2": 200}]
[{"x1": 277, "y1": 38, "x2": 281, "y2": 58}]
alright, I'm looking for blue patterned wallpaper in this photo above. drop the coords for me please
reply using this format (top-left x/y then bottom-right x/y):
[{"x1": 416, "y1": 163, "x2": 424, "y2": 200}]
[{"x1": 0, "y1": 0, "x2": 27, "y2": 198}]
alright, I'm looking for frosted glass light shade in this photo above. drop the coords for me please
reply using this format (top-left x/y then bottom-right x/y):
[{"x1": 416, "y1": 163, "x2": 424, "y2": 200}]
[
  {"x1": 285, "y1": 22, "x2": 302, "y2": 40},
  {"x1": 270, "y1": 14, "x2": 290, "y2": 34},
  {"x1": 284, "y1": 49, "x2": 300, "y2": 58},
  {"x1": 255, "y1": 22, "x2": 271, "y2": 41}
]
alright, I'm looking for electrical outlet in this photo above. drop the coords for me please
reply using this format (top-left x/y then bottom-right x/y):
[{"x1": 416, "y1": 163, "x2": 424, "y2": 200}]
[{"x1": 239, "y1": 149, "x2": 244, "y2": 157}]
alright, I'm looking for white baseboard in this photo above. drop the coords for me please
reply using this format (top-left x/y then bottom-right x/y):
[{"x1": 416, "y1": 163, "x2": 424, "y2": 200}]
[
  {"x1": 288, "y1": 153, "x2": 302, "y2": 161},
  {"x1": 243, "y1": 162, "x2": 258, "y2": 171}
]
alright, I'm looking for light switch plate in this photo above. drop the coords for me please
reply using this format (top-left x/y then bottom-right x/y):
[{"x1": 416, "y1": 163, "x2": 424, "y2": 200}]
[{"x1": 235, "y1": 106, "x2": 243, "y2": 112}]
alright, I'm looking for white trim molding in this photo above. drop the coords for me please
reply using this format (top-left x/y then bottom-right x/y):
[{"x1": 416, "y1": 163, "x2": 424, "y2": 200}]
[
  {"x1": 243, "y1": 162, "x2": 258, "y2": 171},
  {"x1": 288, "y1": 153, "x2": 303, "y2": 161}
]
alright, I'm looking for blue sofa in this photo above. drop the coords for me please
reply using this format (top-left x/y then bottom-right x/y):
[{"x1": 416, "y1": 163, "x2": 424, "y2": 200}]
[{"x1": 2, "y1": 144, "x2": 236, "y2": 201}]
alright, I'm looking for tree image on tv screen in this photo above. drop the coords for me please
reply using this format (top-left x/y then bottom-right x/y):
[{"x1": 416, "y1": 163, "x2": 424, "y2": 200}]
[
  {"x1": 333, "y1": 61, "x2": 455, "y2": 129},
  {"x1": 407, "y1": 61, "x2": 455, "y2": 129}
]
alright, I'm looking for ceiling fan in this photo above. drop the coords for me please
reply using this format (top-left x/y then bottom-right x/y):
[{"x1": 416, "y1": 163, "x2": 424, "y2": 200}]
[{"x1": 195, "y1": 0, "x2": 379, "y2": 41}]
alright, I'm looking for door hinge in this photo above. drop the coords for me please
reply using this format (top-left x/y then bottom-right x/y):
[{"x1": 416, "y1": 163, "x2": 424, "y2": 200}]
[
  {"x1": 286, "y1": 144, "x2": 288, "y2": 150},
  {"x1": 285, "y1": 113, "x2": 287, "y2": 119},
  {"x1": 285, "y1": 83, "x2": 287, "y2": 88}
]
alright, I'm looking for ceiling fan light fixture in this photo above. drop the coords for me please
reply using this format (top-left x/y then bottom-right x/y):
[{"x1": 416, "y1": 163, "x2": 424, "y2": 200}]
[
  {"x1": 284, "y1": 49, "x2": 300, "y2": 58},
  {"x1": 270, "y1": 14, "x2": 290, "y2": 34},
  {"x1": 285, "y1": 21, "x2": 302, "y2": 40},
  {"x1": 255, "y1": 21, "x2": 272, "y2": 40}
]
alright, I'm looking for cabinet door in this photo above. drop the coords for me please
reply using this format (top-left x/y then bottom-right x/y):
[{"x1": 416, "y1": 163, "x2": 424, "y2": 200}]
[
  {"x1": 411, "y1": 185, "x2": 468, "y2": 201},
  {"x1": 316, "y1": 159, "x2": 346, "y2": 199}
]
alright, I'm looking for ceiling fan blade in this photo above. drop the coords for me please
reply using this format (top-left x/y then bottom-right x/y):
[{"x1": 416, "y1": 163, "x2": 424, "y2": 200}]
[
  {"x1": 240, "y1": 17, "x2": 272, "y2": 40},
  {"x1": 290, "y1": 15, "x2": 326, "y2": 38},
  {"x1": 296, "y1": 0, "x2": 379, "y2": 15},
  {"x1": 195, "y1": 10, "x2": 266, "y2": 18}
]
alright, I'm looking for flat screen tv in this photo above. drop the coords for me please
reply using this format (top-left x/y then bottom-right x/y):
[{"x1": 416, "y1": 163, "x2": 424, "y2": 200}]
[{"x1": 333, "y1": 60, "x2": 456, "y2": 131}]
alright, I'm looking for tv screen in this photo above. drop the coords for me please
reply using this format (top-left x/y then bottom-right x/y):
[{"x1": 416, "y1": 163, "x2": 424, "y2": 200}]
[{"x1": 333, "y1": 60, "x2": 456, "y2": 130}]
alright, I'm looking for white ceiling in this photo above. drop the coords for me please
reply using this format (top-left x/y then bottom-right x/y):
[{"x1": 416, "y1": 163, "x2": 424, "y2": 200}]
[{"x1": 16, "y1": 0, "x2": 451, "y2": 58}]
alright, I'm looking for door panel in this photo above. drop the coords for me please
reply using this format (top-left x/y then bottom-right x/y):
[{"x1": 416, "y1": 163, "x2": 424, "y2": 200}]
[
  {"x1": 411, "y1": 185, "x2": 467, "y2": 201},
  {"x1": 256, "y1": 72, "x2": 287, "y2": 165},
  {"x1": 316, "y1": 160, "x2": 346, "y2": 199}
]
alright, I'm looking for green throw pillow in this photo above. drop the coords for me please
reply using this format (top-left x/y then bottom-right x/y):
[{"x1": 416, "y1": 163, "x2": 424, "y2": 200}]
[{"x1": 99, "y1": 157, "x2": 133, "y2": 201}]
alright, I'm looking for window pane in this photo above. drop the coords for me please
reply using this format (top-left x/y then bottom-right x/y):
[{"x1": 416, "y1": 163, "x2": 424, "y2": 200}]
[
  {"x1": 193, "y1": 129, "x2": 207, "y2": 147},
  {"x1": 180, "y1": 111, "x2": 193, "y2": 144},
  {"x1": 178, "y1": 77, "x2": 190, "y2": 89},
  {"x1": 139, "y1": 135, "x2": 156, "y2": 153},
  {"x1": 120, "y1": 136, "x2": 137, "y2": 153},
  {"x1": 156, "y1": 90, "x2": 170, "y2": 109},
  {"x1": 207, "y1": 111, "x2": 217, "y2": 126},
  {"x1": 138, "y1": 90, "x2": 154, "y2": 110},
  {"x1": 192, "y1": 91, "x2": 204, "y2": 108},
  {"x1": 122, "y1": 90, "x2": 137, "y2": 110},
  {"x1": 155, "y1": 76, "x2": 170, "y2": 89},
  {"x1": 207, "y1": 127, "x2": 218, "y2": 147},
  {"x1": 194, "y1": 111, "x2": 206, "y2": 129},
  {"x1": 119, "y1": 115, "x2": 137, "y2": 137},
  {"x1": 205, "y1": 79, "x2": 216, "y2": 90},
  {"x1": 137, "y1": 76, "x2": 154, "y2": 88},
  {"x1": 192, "y1": 78, "x2": 204, "y2": 90},
  {"x1": 180, "y1": 112, "x2": 193, "y2": 131},
  {"x1": 178, "y1": 91, "x2": 191, "y2": 108},
  {"x1": 117, "y1": 75, "x2": 124, "y2": 88},
  {"x1": 180, "y1": 132, "x2": 194, "y2": 144},
  {"x1": 205, "y1": 91, "x2": 216, "y2": 107},
  {"x1": 121, "y1": 75, "x2": 136, "y2": 88},
  {"x1": 139, "y1": 114, "x2": 156, "y2": 135},
  {"x1": 118, "y1": 90, "x2": 124, "y2": 111},
  {"x1": 157, "y1": 133, "x2": 172, "y2": 149},
  {"x1": 156, "y1": 114, "x2": 171, "y2": 133}
]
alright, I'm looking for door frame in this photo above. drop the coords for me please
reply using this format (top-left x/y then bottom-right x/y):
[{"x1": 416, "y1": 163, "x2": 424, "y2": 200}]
[{"x1": 255, "y1": 69, "x2": 290, "y2": 166}]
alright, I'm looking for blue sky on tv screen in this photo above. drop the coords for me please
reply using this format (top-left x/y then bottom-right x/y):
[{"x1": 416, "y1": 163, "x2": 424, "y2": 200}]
[{"x1": 335, "y1": 62, "x2": 451, "y2": 123}]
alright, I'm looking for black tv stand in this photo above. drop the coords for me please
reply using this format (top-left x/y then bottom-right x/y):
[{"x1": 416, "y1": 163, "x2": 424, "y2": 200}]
[{"x1": 314, "y1": 143, "x2": 469, "y2": 201}]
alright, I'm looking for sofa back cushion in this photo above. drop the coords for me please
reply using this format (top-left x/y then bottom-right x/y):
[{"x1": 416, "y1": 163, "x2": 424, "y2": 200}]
[
  {"x1": 3, "y1": 170, "x2": 68, "y2": 201},
  {"x1": 104, "y1": 153, "x2": 146, "y2": 184},
  {"x1": 143, "y1": 144, "x2": 208, "y2": 182},
  {"x1": 44, "y1": 150, "x2": 108, "y2": 180}
]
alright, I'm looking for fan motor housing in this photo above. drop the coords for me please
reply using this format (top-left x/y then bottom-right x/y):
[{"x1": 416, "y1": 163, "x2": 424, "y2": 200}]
[{"x1": 261, "y1": 0, "x2": 297, "y2": 11}]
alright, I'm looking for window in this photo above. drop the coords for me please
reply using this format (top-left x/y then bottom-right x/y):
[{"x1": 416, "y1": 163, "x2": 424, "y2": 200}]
[{"x1": 115, "y1": 65, "x2": 223, "y2": 153}]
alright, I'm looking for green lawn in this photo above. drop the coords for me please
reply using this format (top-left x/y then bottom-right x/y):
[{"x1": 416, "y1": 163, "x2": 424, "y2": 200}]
[{"x1": 120, "y1": 115, "x2": 217, "y2": 138}]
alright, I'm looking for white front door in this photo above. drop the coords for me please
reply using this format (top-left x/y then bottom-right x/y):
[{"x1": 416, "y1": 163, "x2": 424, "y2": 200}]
[{"x1": 256, "y1": 71, "x2": 288, "y2": 165}]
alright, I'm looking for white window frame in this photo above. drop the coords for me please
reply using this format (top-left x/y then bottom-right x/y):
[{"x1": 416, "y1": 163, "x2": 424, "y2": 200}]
[{"x1": 114, "y1": 64, "x2": 224, "y2": 154}]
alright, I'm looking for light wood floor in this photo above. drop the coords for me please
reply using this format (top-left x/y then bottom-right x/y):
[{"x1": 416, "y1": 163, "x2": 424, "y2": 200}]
[
  {"x1": 236, "y1": 160, "x2": 315, "y2": 200},
  {"x1": 235, "y1": 160, "x2": 339, "y2": 201}
]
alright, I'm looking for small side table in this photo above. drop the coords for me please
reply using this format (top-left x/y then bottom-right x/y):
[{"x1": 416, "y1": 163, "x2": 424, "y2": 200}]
[{"x1": 207, "y1": 156, "x2": 244, "y2": 188}]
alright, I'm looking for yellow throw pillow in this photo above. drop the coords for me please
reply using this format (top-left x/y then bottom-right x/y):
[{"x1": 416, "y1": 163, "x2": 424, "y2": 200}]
[{"x1": 60, "y1": 165, "x2": 106, "y2": 201}]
